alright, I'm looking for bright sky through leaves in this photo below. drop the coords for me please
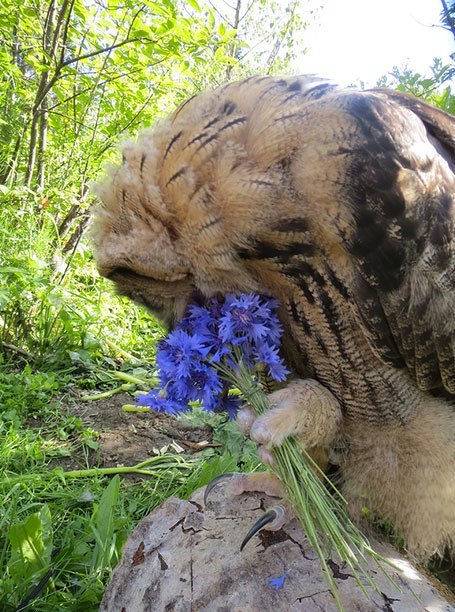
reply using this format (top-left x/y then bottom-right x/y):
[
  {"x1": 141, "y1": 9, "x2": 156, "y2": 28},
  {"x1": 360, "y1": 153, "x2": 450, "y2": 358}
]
[{"x1": 296, "y1": 0, "x2": 454, "y2": 85}]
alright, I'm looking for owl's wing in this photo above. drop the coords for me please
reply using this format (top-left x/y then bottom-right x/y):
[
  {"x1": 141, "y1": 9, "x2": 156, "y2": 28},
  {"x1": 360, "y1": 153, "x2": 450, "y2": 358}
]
[{"x1": 338, "y1": 90, "x2": 455, "y2": 395}]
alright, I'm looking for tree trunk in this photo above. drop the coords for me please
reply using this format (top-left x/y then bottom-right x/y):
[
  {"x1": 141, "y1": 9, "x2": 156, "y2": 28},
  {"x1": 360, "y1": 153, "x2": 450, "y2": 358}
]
[
  {"x1": 62, "y1": 211, "x2": 90, "y2": 254},
  {"x1": 25, "y1": 0, "x2": 73, "y2": 188},
  {"x1": 0, "y1": 132, "x2": 23, "y2": 185},
  {"x1": 101, "y1": 486, "x2": 455, "y2": 611},
  {"x1": 36, "y1": 98, "x2": 48, "y2": 191},
  {"x1": 226, "y1": 0, "x2": 241, "y2": 80},
  {"x1": 25, "y1": 106, "x2": 40, "y2": 188}
]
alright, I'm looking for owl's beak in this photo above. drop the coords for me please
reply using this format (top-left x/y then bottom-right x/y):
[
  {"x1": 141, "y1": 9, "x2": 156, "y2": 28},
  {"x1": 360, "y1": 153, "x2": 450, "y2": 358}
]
[
  {"x1": 164, "y1": 290, "x2": 207, "y2": 332},
  {"x1": 187, "y1": 289, "x2": 214, "y2": 308}
]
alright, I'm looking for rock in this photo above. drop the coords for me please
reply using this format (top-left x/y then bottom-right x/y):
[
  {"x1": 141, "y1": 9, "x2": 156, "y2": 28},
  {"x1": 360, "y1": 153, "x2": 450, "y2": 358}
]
[{"x1": 101, "y1": 486, "x2": 455, "y2": 611}]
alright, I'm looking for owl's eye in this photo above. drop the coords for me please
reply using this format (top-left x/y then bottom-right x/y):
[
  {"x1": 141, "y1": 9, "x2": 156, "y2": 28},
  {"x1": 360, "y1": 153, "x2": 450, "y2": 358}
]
[
  {"x1": 107, "y1": 268, "x2": 189, "y2": 284},
  {"x1": 107, "y1": 268, "x2": 146, "y2": 281}
]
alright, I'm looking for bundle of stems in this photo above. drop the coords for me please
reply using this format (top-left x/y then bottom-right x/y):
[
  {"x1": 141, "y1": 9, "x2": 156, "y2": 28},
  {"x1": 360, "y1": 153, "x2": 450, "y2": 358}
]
[{"x1": 232, "y1": 363, "x2": 398, "y2": 610}]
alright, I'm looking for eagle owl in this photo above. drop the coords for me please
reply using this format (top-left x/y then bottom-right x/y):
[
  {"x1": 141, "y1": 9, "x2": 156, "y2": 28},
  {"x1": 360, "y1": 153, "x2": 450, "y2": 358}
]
[{"x1": 93, "y1": 76, "x2": 455, "y2": 560}]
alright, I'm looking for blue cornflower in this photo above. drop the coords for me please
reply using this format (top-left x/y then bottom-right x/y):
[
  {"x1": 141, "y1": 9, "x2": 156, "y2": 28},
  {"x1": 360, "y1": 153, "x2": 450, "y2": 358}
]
[
  {"x1": 185, "y1": 299, "x2": 220, "y2": 334},
  {"x1": 156, "y1": 329, "x2": 209, "y2": 384},
  {"x1": 136, "y1": 292, "x2": 289, "y2": 417},
  {"x1": 218, "y1": 293, "x2": 267, "y2": 345},
  {"x1": 218, "y1": 293, "x2": 284, "y2": 349},
  {"x1": 185, "y1": 300, "x2": 229, "y2": 362},
  {"x1": 254, "y1": 343, "x2": 290, "y2": 382},
  {"x1": 184, "y1": 363, "x2": 223, "y2": 410},
  {"x1": 217, "y1": 395, "x2": 241, "y2": 419},
  {"x1": 135, "y1": 389, "x2": 184, "y2": 415},
  {"x1": 206, "y1": 330, "x2": 230, "y2": 363}
]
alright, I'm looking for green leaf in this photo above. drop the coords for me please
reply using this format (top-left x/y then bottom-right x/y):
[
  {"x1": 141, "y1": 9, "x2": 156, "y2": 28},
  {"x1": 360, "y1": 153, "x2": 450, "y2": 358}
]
[
  {"x1": 132, "y1": 28, "x2": 152, "y2": 38},
  {"x1": 24, "y1": 54, "x2": 50, "y2": 72},
  {"x1": 8, "y1": 505, "x2": 53, "y2": 579},
  {"x1": 186, "y1": 0, "x2": 201, "y2": 11},
  {"x1": 90, "y1": 475, "x2": 121, "y2": 571},
  {"x1": 22, "y1": 7, "x2": 37, "y2": 17}
]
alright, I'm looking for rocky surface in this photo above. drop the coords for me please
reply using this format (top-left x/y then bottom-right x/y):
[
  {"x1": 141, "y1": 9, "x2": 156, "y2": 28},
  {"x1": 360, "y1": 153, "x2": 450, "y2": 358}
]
[{"x1": 100, "y1": 485, "x2": 455, "y2": 612}]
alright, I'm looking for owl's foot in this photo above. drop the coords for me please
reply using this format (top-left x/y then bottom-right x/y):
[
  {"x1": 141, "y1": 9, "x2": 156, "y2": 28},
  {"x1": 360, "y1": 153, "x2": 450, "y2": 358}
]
[
  {"x1": 237, "y1": 378, "x2": 342, "y2": 453},
  {"x1": 204, "y1": 471, "x2": 294, "y2": 550},
  {"x1": 205, "y1": 380, "x2": 342, "y2": 550},
  {"x1": 204, "y1": 470, "x2": 285, "y2": 503}
]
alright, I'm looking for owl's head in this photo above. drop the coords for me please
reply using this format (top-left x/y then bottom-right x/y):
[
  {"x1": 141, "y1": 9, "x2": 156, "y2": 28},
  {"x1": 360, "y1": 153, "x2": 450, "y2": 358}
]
[{"x1": 92, "y1": 80, "x2": 298, "y2": 329}]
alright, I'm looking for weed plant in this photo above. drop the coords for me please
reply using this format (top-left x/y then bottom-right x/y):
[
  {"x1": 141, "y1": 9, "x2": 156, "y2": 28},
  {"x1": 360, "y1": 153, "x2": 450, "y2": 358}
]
[{"x1": 0, "y1": 188, "x2": 164, "y2": 371}]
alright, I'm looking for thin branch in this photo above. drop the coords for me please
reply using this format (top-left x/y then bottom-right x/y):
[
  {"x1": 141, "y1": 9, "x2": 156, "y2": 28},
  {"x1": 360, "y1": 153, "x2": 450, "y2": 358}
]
[
  {"x1": 265, "y1": 0, "x2": 297, "y2": 73},
  {"x1": 57, "y1": 0, "x2": 77, "y2": 66},
  {"x1": 239, "y1": 0, "x2": 255, "y2": 22},
  {"x1": 41, "y1": 0, "x2": 56, "y2": 55},
  {"x1": 226, "y1": 0, "x2": 242, "y2": 78},
  {"x1": 125, "y1": 6, "x2": 147, "y2": 40},
  {"x1": 49, "y1": 0, "x2": 73, "y2": 64},
  {"x1": 46, "y1": 109, "x2": 95, "y2": 128},
  {"x1": 61, "y1": 36, "x2": 155, "y2": 69},
  {"x1": 116, "y1": 90, "x2": 157, "y2": 136},
  {"x1": 45, "y1": 67, "x2": 144, "y2": 112},
  {"x1": 34, "y1": 35, "x2": 157, "y2": 112},
  {"x1": 207, "y1": 0, "x2": 231, "y2": 27},
  {"x1": 440, "y1": 0, "x2": 455, "y2": 39},
  {"x1": 221, "y1": 0, "x2": 237, "y2": 10}
]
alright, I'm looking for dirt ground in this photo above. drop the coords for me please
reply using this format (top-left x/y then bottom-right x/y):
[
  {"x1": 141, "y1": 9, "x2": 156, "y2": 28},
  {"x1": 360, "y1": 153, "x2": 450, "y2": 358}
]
[{"x1": 63, "y1": 391, "x2": 215, "y2": 468}]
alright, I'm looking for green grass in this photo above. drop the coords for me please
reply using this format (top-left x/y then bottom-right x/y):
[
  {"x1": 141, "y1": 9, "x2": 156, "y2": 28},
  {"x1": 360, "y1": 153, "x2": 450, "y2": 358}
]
[
  {"x1": 0, "y1": 367, "x2": 259, "y2": 610},
  {"x1": 0, "y1": 190, "x2": 165, "y2": 373}
]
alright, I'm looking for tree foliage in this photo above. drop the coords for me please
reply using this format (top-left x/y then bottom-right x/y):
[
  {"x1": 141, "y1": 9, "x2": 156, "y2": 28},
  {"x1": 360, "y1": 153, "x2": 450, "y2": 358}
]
[
  {"x1": 0, "y1": 0, "x2": 309, "y2": 365},
  {"x1": 377, "y1": 1, "x2": 455, "y2": 113},
  {"x1": 377, "y1": 58, "x2": 455, "y2": 114},
  {"x1": 439, "y1": 0, "x2": 455, "y2": 41},
  {"x1": 0, "y1": 0, "x2": 307, "y2": 197}
]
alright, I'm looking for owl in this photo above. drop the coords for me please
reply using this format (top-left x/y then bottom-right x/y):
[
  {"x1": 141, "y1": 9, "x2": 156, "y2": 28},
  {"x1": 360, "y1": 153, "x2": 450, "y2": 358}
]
[{"x1": 93, "y1": 75, "x2": 455, "y2": 560}]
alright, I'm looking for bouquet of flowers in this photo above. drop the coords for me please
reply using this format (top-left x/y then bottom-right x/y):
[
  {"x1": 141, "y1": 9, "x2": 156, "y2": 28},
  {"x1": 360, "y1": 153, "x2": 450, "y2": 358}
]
[
  {"x1": 137, "y1": 292, "x2": 394, "y2": 609},
  {"x1": 136, "y1": 293, "x2": 288, "y2": 416}
]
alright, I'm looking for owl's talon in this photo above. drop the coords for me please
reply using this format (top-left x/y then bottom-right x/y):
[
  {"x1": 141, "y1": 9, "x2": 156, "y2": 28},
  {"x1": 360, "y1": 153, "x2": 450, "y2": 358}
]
[
  {"x1": 236, "y1": 406, "x2": 256, "y2": 435},
  {"x1": 203, "y1": 472, "x2": 238, "y2": 506},
  {"x1": 240, "y1": 505, "x2": 286, "y2": 551},
  {"x1": 258, "y1": 446, "x2": 275, "y2": 466}
]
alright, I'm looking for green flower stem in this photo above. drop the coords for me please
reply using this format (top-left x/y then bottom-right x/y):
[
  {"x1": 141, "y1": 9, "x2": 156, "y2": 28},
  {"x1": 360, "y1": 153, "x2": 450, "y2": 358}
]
[
  {"x1": 111, "y1": 371, "x2": 157, "y2": 386},
  {"x1": 103, "y1": 338, "x2": 142, "y2": 362},
  {"x1": 121, "y1": 404, "x2": 151, "y2": 413},
  {"x1": 81, "y1": 386, "x2": 127, "y2": 401},
  {"x1": 1, "y1": 456, "x2": 193, "y2": 487},
  {"x1": 81, "y1": 372, "x2": 156, "y2": 402},
  {"x1": 232, "y1": 364, "x2": 398, "y2": 611}
]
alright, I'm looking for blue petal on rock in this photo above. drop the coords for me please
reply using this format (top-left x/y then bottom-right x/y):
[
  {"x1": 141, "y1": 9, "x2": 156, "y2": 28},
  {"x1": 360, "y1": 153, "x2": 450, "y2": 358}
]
[{"x1": 267, "y1": 573, "x2": 287, "y2": 590}]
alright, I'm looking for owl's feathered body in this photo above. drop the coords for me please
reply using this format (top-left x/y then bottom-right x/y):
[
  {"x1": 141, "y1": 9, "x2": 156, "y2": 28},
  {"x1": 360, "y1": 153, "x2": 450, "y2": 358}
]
[{"x1": 93, "y1": 76, "x2": 455, "y2": 559}]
